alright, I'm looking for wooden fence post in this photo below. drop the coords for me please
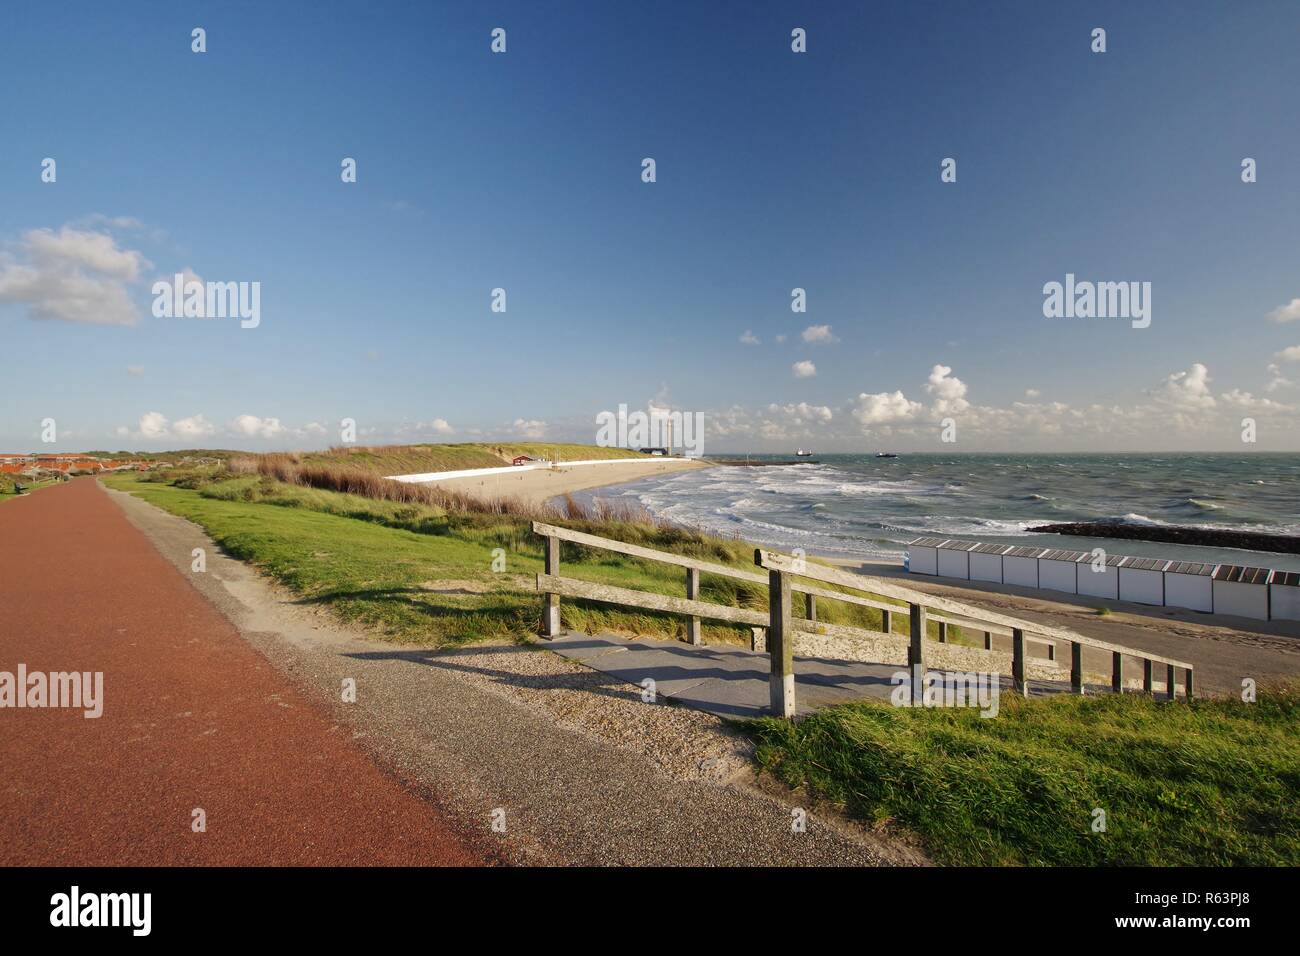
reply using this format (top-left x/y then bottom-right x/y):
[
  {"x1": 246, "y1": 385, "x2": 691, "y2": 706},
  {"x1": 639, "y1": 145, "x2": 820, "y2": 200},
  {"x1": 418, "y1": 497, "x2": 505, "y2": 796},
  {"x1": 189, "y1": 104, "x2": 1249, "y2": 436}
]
[
  {"x1": 1185, "y1": 668, "x2": 1194, "y2": 700},
  {"x1": 768, "y1": 569, "x2": 795, "y2": 718},
  {"x1": 1012, "y1": 628, "x2": 1028, "y2": 696},
  {"x1": 936, "y1": 621, "x2": 948, "y2": 643},
  {"x1": 880, "y1": 608, "x2": 892, "y2": 634},
  {"x1": 685, "y1": 567, "x2": 702, "y2": 646},
  {"x1": 749, "y1": 627, "x2": 766, "y2": 652},
  {"x1": 1166, "y1": 663, "x2": 1177, "y2": 701},
  {"x1": 1111, "y1": 652, "x2": 1123, "y2": 693},
  {"x1": 908, "y1": 603, "x2": 926, "y2": 705},
  {"x1": 983, "y1": 631, "x2": 992, "y2": 650},
  {"x1": 1143, "y1": 658, "x2": 1154, "y2": 694},
  {"x1": 542, "y1": 535, "x2": 561, "y2": 637},
  {"x1": 1070, "y1": 641, "x2": 1084, "y2": 695},
  {"x1": 806, "y1": 593, "x2": 817, "y2": 623}
]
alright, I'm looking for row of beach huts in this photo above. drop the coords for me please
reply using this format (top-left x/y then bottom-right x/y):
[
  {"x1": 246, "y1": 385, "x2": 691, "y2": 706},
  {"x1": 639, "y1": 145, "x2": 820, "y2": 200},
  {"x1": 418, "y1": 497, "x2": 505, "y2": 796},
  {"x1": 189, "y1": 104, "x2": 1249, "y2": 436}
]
[{"x1": 906, "y1": 537, "x2": 1300, "y2": 622}]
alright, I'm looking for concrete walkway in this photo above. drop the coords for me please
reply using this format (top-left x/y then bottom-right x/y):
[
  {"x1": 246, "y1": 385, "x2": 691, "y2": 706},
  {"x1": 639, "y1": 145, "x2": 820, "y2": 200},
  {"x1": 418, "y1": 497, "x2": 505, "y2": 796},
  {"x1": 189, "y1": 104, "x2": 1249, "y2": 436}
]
[{"x1": 545, "y1": 631, "x2": 1079, "y2": 718}]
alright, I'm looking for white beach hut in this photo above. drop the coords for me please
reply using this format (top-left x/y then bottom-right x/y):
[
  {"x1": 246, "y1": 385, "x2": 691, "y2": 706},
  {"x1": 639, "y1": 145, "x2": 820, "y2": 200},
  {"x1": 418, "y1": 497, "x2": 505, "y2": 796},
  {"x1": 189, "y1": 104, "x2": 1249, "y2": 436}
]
[
  {"x1": 936, "y1": 539, "x2": 979, "y2": 580},
  {"x1": 1038, "y1": 548, "x2": 1085, "y2": 594},
  {"x1": 1267, "y1": 570, "x2": 1300, "y2": 621},
  {"x1": 905, "y1": 537, "x2": 945, "y2": 576},
  {"x1": 1163, "y1": 561, "x2": 1216, "y2": 613},
  {"x1": 1076, "y1": 552, "x2": 1122, "y2": 600},
  {"x1": 1001, "y1": 546, "x2": 1045, "y2": 588},
  {"x1": 1118, "y1": 556, "x2": 1170, "y2": 606},
  {"x1": 969, "y1": 543, "x2": 1010, "y2": 583},
  {"x1": 1211, "y1": 565, "x2": 1273, "y2": 621}
]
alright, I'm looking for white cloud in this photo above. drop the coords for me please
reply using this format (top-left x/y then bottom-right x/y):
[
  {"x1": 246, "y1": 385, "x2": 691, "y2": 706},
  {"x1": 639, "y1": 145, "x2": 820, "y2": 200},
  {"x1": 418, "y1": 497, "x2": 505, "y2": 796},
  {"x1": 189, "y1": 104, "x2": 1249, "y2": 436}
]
[
  {"x1": 118, "y1": 411, "x2": 215, "y2": 441},
  {"x1": 1274, "y1": 345, "x2": 1300, "y2": 363},
  {"x1": 1266, "y1": 298, "x2": 1300, "y2": 324},
  {"x1": 1266, "y1": 363, "x2": 1293, "y2": 392},
  {"x1": 1152, "y1": 363, "x2": 1216, "y2": 409},
  {"x1": 739, "y1": 330, "x2": 761, "y2": 345},
  {"x1": 230, "y1": 414, "x2": 287, "y2": 439},
  {"x1": 852, "y1": 390, "x2": 923, "y2": 426},
  {"x1": 766, "y1": 402, "x2": 833, "y2": 424},
  {"x1": 1025, "y1": 388, "x2": 1040, "y2": 398},
  {"x1": 801, "y1": 324, "x2": 838, "y2": 344},
  {"x1": 513, "y1": 418, "x2": 547, "y2": 439},
  {"x1": 792, "y1": 360, "x2": 817, "y2": 379},
  {"x1": 925, "y1": 364, "x2": 969, "y2": 415},
  {"x1": 0, "y1": 225, "x2": 151, "y2": 325},
  {"x1": 774, "y1": 334, "x2": 787, "y2": 344},
  {"x1": 126, "y1": 365, "x2": 145, "y2": 377}
]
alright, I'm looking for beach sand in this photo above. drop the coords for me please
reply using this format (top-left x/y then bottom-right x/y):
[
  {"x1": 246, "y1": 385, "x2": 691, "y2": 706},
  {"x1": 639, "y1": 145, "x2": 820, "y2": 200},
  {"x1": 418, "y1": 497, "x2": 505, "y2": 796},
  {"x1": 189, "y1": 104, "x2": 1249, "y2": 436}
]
[
  {"x1": 827, "y1": 556, "x2": 1300, "y2": 697},
  {"x1": 427, "y1": 458, "x2": 710, "y2": 507}
]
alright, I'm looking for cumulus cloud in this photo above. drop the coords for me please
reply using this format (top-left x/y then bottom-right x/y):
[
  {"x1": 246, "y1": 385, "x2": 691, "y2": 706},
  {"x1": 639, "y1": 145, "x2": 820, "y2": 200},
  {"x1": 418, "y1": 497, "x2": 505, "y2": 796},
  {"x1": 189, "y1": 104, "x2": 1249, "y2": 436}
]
[
  {"x1": 513, "y1": 418, "x2": 547, "y2": 439},
  {"x1": 117, "y1": 411, "x2": 216, "y2": 441},
  {"x1": 792, "y1": 360, "x2": 817, "y2": 379},
  {"x1": 801, "y1": 324, "x2": 838, "y2": 345},
  {"x1": 925, "y1": 364, "x2": 969, "y2": 415},
  {"x1": 1275, "y1": 345, "x2": 1300, "y2": 362},
  {"x1": 1152, "y1": 363, "x2": 1216, "y2": 409},
  {"x1": 852, "y1": 390, "x2": 924, "y2": 427},
  {"x1": 230, "y1": 414, "x2": 287, "y2": 439},
  {"x1": 0, "y1": 225, "x2": 151, "y2": 325},
  {"x1": 739, "y1": 330, "x2": 761, "y2": 345},
  {"x1": 1266, "y1": 298, "x2": 1300, "y2": 324}
]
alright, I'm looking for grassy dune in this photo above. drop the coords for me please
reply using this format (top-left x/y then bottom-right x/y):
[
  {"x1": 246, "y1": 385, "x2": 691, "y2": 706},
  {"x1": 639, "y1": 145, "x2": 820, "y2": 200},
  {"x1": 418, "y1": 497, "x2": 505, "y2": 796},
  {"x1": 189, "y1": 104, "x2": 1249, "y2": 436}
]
[
  {"x1": 104, "y1": 471, "x2": 889, "y2": 645},
  {"x1": 289, "y1": 442, "x2": 648, "y2": 476},
  {"x1": 747, "y1": 688, "x2": 1300, "y2": 865}
]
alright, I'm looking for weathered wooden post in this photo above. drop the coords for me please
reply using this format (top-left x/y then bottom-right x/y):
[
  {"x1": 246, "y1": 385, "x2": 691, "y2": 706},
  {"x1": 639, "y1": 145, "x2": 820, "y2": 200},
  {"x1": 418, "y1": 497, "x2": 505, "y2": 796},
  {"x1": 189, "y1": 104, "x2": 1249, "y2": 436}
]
[
  {"x1": 542, "y1": 534, "x2": 561, "y2": 637},
  {"x1": 936, "y1": 620, "x2": 948, "y2": 643},
  {"x1": 1166, "y1": 663, "x2": 1177, "y2": 701},
  {"x1": 806, "y1": 592, "x2": 817, "y2": 623},
  {"x1": 1185, "y1": 668, "x2": 1194, "y2": 700},
  {"x1": 1012, "y1": 627, "x2": 1028, "y2": 696},
  {"x1": 880, "y1": 608, "x2": 892, "y2": 633},
  {"x1": 983, "y1": 631, "x2": 992, "y2": 651},
  {"x1": 749, "y1": 627, "x2": 766, "y2": 652},
  {"x1": 1070, "y1": 641, "x2": 1084, "y2": 695},
  {"x1": 908, "y1": 603, "x2": 926, "y2": 705},
  {"x1": 768, "y1": 569, "x2": 795, "y2": 718},
  {"x1": 1111, "y1": 651, "x2": 1123, "y2": 693},
  {"x1": 1143, "y1": 658, "x2": 1154, "y2": 694},
  {"x1": 685, "y1": 567, "x2": 702, "y2": 646}
]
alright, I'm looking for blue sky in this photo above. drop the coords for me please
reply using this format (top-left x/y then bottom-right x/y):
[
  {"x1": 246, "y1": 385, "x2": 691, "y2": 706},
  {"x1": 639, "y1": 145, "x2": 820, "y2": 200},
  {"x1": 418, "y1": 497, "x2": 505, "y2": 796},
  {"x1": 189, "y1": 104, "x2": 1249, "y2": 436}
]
[{"x1": 2, "y1": 0, "x2": 1298, "y2": 452}]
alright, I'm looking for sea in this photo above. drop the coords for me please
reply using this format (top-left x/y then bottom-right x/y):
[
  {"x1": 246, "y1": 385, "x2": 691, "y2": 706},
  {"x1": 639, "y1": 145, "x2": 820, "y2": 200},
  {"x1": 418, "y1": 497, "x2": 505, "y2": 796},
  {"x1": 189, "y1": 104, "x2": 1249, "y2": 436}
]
[{"x1": 582, "y1": 453, "x2": 1300, "y2": 572}]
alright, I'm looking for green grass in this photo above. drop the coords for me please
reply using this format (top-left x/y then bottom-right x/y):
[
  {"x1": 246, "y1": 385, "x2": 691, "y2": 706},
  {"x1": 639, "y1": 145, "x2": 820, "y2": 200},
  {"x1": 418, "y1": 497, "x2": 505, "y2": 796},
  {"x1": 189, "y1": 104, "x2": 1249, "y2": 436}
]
[
  {"x1": 745, "y1": 688, "x2": 1300, "y2": 865},
  {"x1": 104, "y1": 472, "x2": 891, "y2": 646}
]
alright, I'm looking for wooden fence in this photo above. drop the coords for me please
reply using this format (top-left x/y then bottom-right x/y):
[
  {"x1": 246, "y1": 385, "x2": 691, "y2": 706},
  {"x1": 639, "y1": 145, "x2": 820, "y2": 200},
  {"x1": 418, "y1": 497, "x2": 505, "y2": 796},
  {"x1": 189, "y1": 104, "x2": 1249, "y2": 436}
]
[{"x1": 532, "y1": 521, "x2": 1194, "y2": 717}]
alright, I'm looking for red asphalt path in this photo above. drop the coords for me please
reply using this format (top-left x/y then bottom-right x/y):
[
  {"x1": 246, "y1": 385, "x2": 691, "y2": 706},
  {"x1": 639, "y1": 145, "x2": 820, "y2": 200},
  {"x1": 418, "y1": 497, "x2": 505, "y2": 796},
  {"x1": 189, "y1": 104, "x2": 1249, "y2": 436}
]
[{"x1": 0, "y1": 479, "x2": 486, "y2": 865}]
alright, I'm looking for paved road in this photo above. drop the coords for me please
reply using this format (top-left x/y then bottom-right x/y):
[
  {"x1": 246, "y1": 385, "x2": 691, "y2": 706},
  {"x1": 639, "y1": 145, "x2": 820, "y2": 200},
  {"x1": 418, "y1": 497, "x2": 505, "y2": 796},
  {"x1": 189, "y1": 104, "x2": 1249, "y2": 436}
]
[{"x1": 0, "y1": 479, "x2": 488, "y2": 865}]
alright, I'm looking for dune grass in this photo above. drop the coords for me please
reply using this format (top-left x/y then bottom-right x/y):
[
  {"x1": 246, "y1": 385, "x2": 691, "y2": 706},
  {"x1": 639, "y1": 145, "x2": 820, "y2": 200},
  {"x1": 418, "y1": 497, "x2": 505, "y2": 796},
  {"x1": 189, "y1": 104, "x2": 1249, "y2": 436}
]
[
  {"x1": 104, "y1": 472, "x2": 892, "y2": 646},
  {"x1": 746, "y1": 687, "x2": 1300, "y2": 865},
  {"x1": 282, "y1": 441, "x2": 648, "y2": 477}
]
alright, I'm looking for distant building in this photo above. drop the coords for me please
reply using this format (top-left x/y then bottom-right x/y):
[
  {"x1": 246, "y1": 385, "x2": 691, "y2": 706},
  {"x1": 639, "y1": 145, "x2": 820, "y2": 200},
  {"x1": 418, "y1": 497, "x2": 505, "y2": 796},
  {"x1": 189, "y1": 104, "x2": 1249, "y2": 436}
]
[{"x1": 511, "y1": 455, "x2": 536, "y2": 466}]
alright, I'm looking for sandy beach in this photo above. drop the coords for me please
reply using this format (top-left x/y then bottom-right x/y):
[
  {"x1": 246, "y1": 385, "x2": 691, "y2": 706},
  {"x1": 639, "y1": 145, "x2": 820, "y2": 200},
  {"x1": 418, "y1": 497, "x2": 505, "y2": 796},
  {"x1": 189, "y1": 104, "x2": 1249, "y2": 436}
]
[{"x1": 422, "y1": 458, "x2": 711, "y2": 506}]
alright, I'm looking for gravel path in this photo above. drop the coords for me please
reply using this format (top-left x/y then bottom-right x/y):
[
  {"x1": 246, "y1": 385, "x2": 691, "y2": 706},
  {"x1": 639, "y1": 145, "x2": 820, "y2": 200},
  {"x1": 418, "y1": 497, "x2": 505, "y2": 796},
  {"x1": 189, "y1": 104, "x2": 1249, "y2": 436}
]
[{"x1": 106, "y1": 482, "x2": 924, "y2": 866}]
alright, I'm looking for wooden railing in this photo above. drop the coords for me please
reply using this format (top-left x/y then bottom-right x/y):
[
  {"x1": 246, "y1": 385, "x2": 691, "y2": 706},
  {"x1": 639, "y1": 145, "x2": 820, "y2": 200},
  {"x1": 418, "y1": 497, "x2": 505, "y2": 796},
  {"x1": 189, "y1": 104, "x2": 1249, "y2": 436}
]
[{"x1": 531, "y1": 522, "x2": 1194, "y2": 717}]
